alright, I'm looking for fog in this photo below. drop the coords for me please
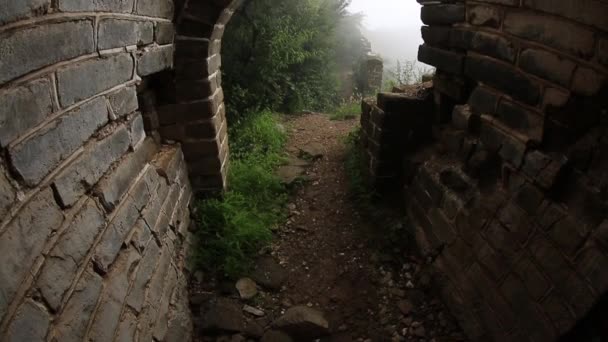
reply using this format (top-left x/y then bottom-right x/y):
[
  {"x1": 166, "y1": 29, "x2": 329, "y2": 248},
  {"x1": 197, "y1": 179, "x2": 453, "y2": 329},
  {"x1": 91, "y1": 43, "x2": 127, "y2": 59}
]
[{"x1": 347, "y1": 0, "x2": 426, "y2": 68}]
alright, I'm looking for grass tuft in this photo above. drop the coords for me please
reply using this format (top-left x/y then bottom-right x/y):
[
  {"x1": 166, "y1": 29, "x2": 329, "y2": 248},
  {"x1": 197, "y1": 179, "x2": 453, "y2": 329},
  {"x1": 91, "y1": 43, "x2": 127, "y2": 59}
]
[
  {"x1": 193, "y1": 111, "x2": 288, "y2": 279},
  {"x1": 330, "y1": 100, "x2": 361, "y2": 121}
]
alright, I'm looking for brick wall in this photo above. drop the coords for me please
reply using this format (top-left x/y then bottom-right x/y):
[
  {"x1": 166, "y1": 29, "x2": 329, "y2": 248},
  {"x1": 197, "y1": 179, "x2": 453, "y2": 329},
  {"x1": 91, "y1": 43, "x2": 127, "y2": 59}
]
[
  {"x1": 359, "y1": 0, "x2": 608, "y2": 340},
  {"x1": 0, "y1": 1, "x2": 195, "y2": 340}
]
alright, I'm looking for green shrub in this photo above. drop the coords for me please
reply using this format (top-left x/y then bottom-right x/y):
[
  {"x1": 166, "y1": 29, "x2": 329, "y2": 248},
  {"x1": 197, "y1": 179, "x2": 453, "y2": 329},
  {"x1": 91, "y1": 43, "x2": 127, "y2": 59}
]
[
  {"x1": 330, "y1": 100, "x2": 361, "y2": 121},
  {"x1": 193, "y1": 111, "x2": 287, "y2": 278}
]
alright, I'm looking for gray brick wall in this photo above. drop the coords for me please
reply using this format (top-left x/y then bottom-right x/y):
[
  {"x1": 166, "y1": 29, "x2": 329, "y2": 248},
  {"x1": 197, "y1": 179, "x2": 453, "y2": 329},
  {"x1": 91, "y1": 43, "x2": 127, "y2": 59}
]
[{"x1": 0, "y1": 1, "x2": 193, "y2": 340}]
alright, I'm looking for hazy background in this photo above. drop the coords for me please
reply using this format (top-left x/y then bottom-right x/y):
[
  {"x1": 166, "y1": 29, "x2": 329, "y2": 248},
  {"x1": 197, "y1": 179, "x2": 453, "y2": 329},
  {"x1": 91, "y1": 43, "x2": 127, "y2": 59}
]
[{"x1": 347, "y1": 0, "x2": 427, "y2": 70}]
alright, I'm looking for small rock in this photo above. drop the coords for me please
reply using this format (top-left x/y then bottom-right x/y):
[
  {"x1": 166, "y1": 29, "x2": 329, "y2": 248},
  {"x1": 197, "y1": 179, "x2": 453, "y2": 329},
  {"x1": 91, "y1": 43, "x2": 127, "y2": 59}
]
[
  {"x1": 413, "y1": 325, "x2": 426, "y2": 337},
  {"x1": 201, "y1": 298, "x2": 264, "y2": 337},
  {"x1": 251, "y1": 257, "x2": 287, "y2": 290},
  {"x1": 272, "y1": 306, "x2": 329, "y2": 340},
  {"x1": 299, "y1": 143, "x2": 324, "y2": 160},
  {"x1": 276, "y1": 166, "x2": 306, "y2": 185},
  {"x1": 397, "y1": 300, "x2": 413, "y2": 315},
  {"x1": 243, "y1": 305, "x2": 265, "y2": 317},
  {"x1": 236, "y1": 278, "x2": 258, "y2": 300}
]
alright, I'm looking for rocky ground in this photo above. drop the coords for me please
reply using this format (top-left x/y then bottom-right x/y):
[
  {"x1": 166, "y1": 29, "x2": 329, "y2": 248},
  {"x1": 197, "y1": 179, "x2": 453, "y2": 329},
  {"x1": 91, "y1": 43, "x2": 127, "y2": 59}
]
[{"x1": 189, "y1": 113, "x2": 467, "y2": 342}]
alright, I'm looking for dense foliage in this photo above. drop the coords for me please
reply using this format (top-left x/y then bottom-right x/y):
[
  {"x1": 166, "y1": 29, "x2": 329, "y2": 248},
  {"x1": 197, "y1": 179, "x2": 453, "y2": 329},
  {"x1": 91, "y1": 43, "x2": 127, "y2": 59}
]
[
  {"x1": 194, "y1": 111, "x2": 287, "y2": 278},
  {"x1": 222, "y1": 0, "x2": 369, "y2": 119}
]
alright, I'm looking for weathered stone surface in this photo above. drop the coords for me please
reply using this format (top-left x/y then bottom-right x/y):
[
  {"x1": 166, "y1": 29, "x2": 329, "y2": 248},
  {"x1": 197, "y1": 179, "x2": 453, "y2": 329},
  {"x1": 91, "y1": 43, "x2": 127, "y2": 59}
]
[
  {"x1": 57, "y1": 53, "x2": 134, "y2": 107},
  {"x1": 115, "y1": 311, "x2": 138, "y2": 342},
  {"x1": 53, "y1": 125, "x2": 130, "y2": 207},
  {"x1": 92, "y1": 200, "x2": 140, "y2": 273},
  {"x1": 0, "y1": 189, "x2": 63, "y2": 320},
  {"x1": 9, "y1": 97, "x2": 108, "y2": 186},
  {"x1": 571, "y1": 67, "x2": 605, "y2": 96},
  {"x1": 276, "y1": 165, "x2": 306, "y2": 185},
  {"x1": 465, "y1": 55, "x2": 540, "y2": 105},
  {"x1": 58, "y1": 0, "x2": 133, "y2": 12},
  {"x1": 0, "y1": 20, "x2": 95, "y2": 84},
  {"x1": 599, "y1": 38, "x2": 608, "y2": 67},
  {"x1": 523, "y1": 0, "x2": 608, "y2": 32},
  {"x1": 504, "y1": 11, "x2": 595, "y2": 59},
  {"x1": 421, "y1": 4, "x2": 465, "y2": 25},
  {"x1": 467, "y1": 31, "x2": 515, "y2": 63},
  {"x1": 52, "y1": 270, "x2": 103, "y2": 342},
  {"x1": 95, "y1": 138, "x2": 157, "y2": 211},
  {"x1": 236, "y1": 278, "x2": 258, "y2": 300},
  {"x1": 127, "y1": 242, "x2": 161, "y2": 312},
  {"x1": 495, "y1": 99, "x2": 543, "y2": 140},
  {"x1": 201, "y1": 298, "x2": 264, "y2": 337},
  {"x1": 152, "y1": 266, "x2": 177, "y2": 341},
  {"x1": 37, "y1": 200, "x2": 105, "y2": 311},
  {"x1": 0, "y1": 78, "x2": 54, "y2": 147},
  {"x1": 250, "y1": 257, "x2": 287, "y2": 290},
  {"x1": 108, "y1": 86, "x2": 139, "y2": 118},
  {"x1": 88, "y1": 248, "x2": 141, "y2": 342},
  {"x1": 272, "y1": 306, "x2": 329, "y2": 339},
  {"x1": 137, "y1": 0, "x2": 174, "y2": 18},
  {"x1": 0, "y1": 0, "x2": 50, "y2": 25},
  {"x1": 98, "y1": 19, "x2": 154, "y2": 50},
  {"x1": 156, "y1": 22, "x2": 176, "y2": 45},
  {"x1": 468, "y1": 5, "x2": 500, "y2": 27},
  {"x1": 138, "y1": 45, "x2": 174, "y2": 76},
  {"x1": 5, "y1": 300, "x2": 50, "y2": 342},
  {"x1": 418, "y1": 44, "x2": 464, "y2": 75},
  {"x1": 129, "y1": 114, "x2": 146, "y2": 148},
  {"x1": 519, "y1": 49, "x2": 576, "y2": 87},
  {"x1": 0, "y1": 169, "x2": 16, "y2": 219}
]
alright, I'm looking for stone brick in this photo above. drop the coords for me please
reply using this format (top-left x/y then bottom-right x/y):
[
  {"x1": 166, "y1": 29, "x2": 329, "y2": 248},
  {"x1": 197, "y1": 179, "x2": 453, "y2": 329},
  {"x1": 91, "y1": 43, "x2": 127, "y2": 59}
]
[
  {"x1": 467, "y1": 32, "x2": 516, "y2": 63},
  {"x1": 146, "y1": 242, "x2": 173, "y2": 311},
  {"x1": 155, "y1": 22, "x2": 175, "y2": 45},
  {"x1": 37, "y1": 200, "x2": 105, "y2": 311},
  {"x1": 92, "y1": 200, "x2": 140, "y2": 273},
  {"x1": 523, "y1": 0, "x2": 608, "y2": 32},
  {"x1": 521, "y1": 150, "x2": 551, "y2": 179},
  {"x1": 514, "y1": 256, "x2": 550, "y2": 301},
  {"x1": 0, "y1": 20, "x2": 95, "y2": 84},
  {"x1": 540, "y1": 292, "x2": 574, "y2": 335},
  {"x1": 0, "y1": 78, "x2": 54, "y2": 147},
  {"x1": 130, "y1": 114, "x2": 146, "y2": 148},
  {"x1": 595, "y1": 220, "x2": 608, "y2": 249},
  {"x1": 577, "y1": 243, "x2": 608, "y2": 295},
  {"x1": 98, "y1": 19, "x2": 154, "y2": 50},
  {"x1": 468, "y1": 5, "x2": 500, "y2": 28},
  {"x1": 421, "y1": 4, "x2": 465, "y2": 25},
  {"x1": 57, "y1": 53, "x2": 134, "y2": 107},
  {"x1": 153, "y1": 266, "x2": 177, "y2": 341},
  {"x1": 519, "y1": 49, "x2": 576, "y2": 87},
  {"x1": 138, "y1": 46, "x2": 174, "y2": 77},
  {"x1": 549, "y1": 215, "x2": 588, "y2": 256},
  {"x1": 52, "y1": 270, "x2": 103, "y2": 342},
  {"x1": 503, "y1": 11, "x2": 595, "y2": 59},
  {"x1": 9, "y1": 97, "x2": 108, "y2": 186},
  {"x1": 137, "y1": 0, "x2": 174, "y2": 18},
  {"x1": 542, "y1": 87, "x2": 570, "y2": 110},
  {"x1": 0, "y1": 0, "x2": 50, "y2": 25},
  {"x1": 5, "y1": 300, "x2": 50, "y2": 342},
  {"x1": 88, "y1": 248, "x2": 141, "y2": 342},
  {"x1": 115, "y1": 311, "x2": 138, "y2": 342},
  {"x1": 514, "y1": 184, "x2": 544, "y2": 215},
  {"x1": 0, "y1": 169, "x2": 16, "y2": 219},
  {"x1": 58, "y1": 0, "x2": 133, "y2": 12},
  {"x1": 432, "y1": 71, "x2": 469, "y2": 101},
  {"x1": 421, "y1": 26, "x2": 451, "y2": 47},
  {"x1": 418, "y1": 45, "x2": 464, "y2": 75},
  {"x1": 465, "y1": 55, "x2": 540, "y2": 105},
  {"x1": 571, "y1": 66, "x2": 605, "y2": 97},
  {"x1": 495, "y1": 99, "x2": 543, "y2": 140},
  {"x1": 53, "y1": 126, "x2": 130, "y2": 207},
  {"x1": 94, "y1": 138, "x2": 158, "y2": 211},
  {"x1": 126, "y1": 242, "x2": 161, "y2": 312},
  {"x1": 108, "y1": 86, "x2": 139, "y2": 118},
  {"x1": 468, "y1": 86, "x2": 499, "y2": 116},
  {"x1": 0, "y1": 188, "x2": 63, "y2": 319}
]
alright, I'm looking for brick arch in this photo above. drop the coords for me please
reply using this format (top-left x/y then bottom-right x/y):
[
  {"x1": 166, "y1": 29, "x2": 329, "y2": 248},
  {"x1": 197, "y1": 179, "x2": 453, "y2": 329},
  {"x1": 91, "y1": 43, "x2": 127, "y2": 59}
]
[{"x1": 153, "y1": 0, "x2": 242, "y2": 194}]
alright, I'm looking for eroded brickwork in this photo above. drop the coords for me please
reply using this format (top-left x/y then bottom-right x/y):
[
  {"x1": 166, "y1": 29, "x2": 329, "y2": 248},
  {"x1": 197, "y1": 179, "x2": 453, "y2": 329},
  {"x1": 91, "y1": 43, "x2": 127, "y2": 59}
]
[
  {"x1": 362, "y1": 0, "x2": 608, "y2": 340},
  {"x1": 0, "y1": 1, "x2": 194, "y2": 340}
]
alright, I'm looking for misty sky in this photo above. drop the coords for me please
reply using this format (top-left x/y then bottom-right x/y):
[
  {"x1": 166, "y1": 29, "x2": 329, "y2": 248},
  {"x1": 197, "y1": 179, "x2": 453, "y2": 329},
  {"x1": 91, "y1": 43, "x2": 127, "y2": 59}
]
[
  {"x1": 347, "y1": 0, "x2": 426, "y2": 67},
  {"x1": 347, "y1": 0, "x2": 423, "y2": 30}
]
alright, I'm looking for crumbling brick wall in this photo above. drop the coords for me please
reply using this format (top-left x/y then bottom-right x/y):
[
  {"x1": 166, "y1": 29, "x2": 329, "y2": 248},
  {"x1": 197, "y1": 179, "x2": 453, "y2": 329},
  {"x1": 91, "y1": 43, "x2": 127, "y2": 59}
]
[
  {"x1": 361, "y1": 0, "x2": 608, "y2": 340},
  {"x1": 0, "y1": 1, "x2": 195, "y2": 341}
]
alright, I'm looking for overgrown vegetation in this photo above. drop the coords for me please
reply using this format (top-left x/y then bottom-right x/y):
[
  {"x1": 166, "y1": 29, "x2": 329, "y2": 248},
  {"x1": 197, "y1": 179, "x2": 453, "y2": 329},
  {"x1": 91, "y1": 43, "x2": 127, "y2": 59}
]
[
  {"x1": 344, "y1": 128, "x2": 373, "y2": 203},
  {"x1": 330, "y1": 97, "x2": 362, "y2": 121},
  {"x1": 383, "y1": 60, "x2": 435, "y2": 91},
  {"x1": 193, "y1": 112, "x2": 287, "y2": 278},
  {"x1": 222, "y1": 0, "x2": 370, "y2": 120}
]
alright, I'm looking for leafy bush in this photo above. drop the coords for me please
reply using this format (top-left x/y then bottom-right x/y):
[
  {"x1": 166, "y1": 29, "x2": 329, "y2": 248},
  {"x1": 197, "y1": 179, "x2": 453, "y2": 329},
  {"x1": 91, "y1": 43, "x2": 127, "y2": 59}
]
[
  {"x1": 193, "y1": 111, "x2": 287, "y2": 278},
  {"x1": 330, "y1": 98, "x2": 361, "y2": 121}
]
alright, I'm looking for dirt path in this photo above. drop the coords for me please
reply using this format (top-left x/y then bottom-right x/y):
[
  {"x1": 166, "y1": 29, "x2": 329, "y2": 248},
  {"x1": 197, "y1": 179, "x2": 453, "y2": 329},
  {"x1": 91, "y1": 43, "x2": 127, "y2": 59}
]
[{"x1": 192, "y1": 113, "x2": 466, "y2": 342}]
